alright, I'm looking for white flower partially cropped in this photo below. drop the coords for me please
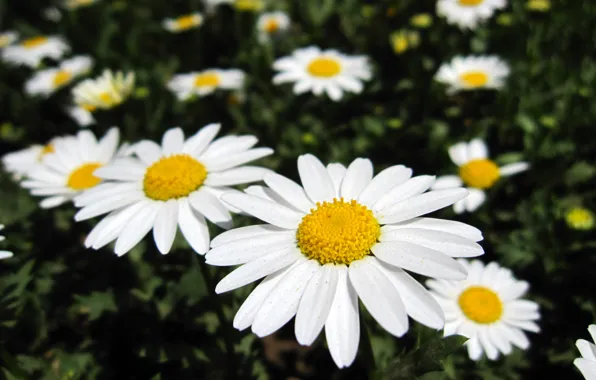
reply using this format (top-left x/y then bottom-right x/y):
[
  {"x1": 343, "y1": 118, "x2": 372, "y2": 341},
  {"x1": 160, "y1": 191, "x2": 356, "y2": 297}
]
[
  {"x1": 167, "y1": 69, "x2": 245, "y2": 100},
  {"x1": 205, "y1": 154, "x2": 484, "y2": 368},
  {"x1": 575, "y1": 325, "x2": 596, "y2": 380},
  {"x1": 432, "y1": 139, "x2": 529, "y2": 214},
  {"x1": 427, "y1": 260, "x2": 540, "y2": 361},
  {"x1": 0, "y1": 31, "x2": 18, "y2": 49},
  {"x1": 272, "y1": 46, "x2": 372, "y2": 101},
  {"x1": 64, "y1": 0, "x2": 100, "y2": 9},
  {"x1": 435, "y1": 56, "x2": 509, "y2": 94},
  {"x1": 256, "y1": 12, "x2": 290, "y2": 43},
  {"x1": 163, "y1": 13, "x2": 204, "y2": 32},
  {"x1": 74, "y1": 124, "x2": 273, "y2": 256},
  {"x1": 2, "y1": 36, "x2": 69, "y2": 68},
  {"x1": 72, "y1": 69, "x2": 135, "y2": 110},
  {"x1": 2, "y1": 138, "x2": 64, "y2": 180},
  {"x1": 67, "y1": 105, "x2": 96, "y2": 127},
  {"x1": 21, "y1": 128, "x2": 122, "y2": 209},
  {"x1": 0, "y1": 225, "x2": 13, "y2": 260},
  {"x1": 436, "y1": 0, "x2": 507, "y2": 29},
  {"x1": 25, "y1": 56, "x2": 93, "y2": 96}
]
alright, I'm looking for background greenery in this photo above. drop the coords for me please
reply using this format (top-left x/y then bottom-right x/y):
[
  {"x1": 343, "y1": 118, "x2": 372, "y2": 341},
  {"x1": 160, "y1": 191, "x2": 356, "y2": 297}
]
[{"x1": 1, "y1": 0, "x2": 596, "y2": 378}]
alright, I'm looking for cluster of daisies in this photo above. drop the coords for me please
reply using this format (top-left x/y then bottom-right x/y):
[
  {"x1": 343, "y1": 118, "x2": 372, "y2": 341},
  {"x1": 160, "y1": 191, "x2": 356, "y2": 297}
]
[{"x1": 0, "y1": 0, "x2": 593, "y2": 377}]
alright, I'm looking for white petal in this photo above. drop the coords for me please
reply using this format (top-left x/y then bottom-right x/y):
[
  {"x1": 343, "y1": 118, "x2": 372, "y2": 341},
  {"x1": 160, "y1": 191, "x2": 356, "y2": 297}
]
[
  {"x1": 358, "y1": 165, "x2": 413, "y2": 208},
  {"x1": 178, "y1": 198, "x2": 210, "y2": 254},
  {"x1": 499, "y1": 162, "x2": 529, "y2": 176},
  {"x1": 478, "y1": 329, "x2": 499, "y2": 360},
  {"x1": 204, "y1": 166, "x2": 271, "y2": 187},
  {"x1": 577, "y1": 340, "x2": 596, "y2": 362},
  {"x1": 467, "y1": 139, "x2": 488, "y2": 160},
  {"x1": 210, "y1": 224, "x2": 287, "y2": 247},
  {"x1": 373, "y1": 175, "x2": 436, "y2": 212},
  {"x1": 467, "y1": 337, "x2": 484, "y2": 361},
  {"x1": 295, "y1": 264, "x2": 339, "y2": 345},
  {"x1": 298, "y1": 154, "x2": 336, "y2": 203},
  {"x1": 74, "y1": 190, "x2": 144, "y2": 221},
  {"x1": 348, "y1": 257, "x2": 409, "y2": 337},
  {"x1": 152, "y1": 199, "x2": 178, "y2": 254},
  {"x1": 326, "y1": 163, "x2": 346, "y2": 197},
  {"x1": 188, "y1": 189, "x2": 232, "y2": 229},
  {"x1": 489, "y1": 324, "x2": 513, "y2": 355},
  {"x1": 206, "y1": 231, "x2": 295, "y2": 266},
  {"x1": 382, "y1": 217, "x2": 483, "y2": 242},
  {"x1": 114, "y1": 202, "x2": 160, "y2": 256},
  {"x1": 340, "y1": 158, "x2": 373, "y2": 200},
  {"x1": 465, "y1": 188, "x2": 486, "y2": 212},
  {"x1": 264, "y1": 172, "x2": 315, "y2": 213},
  {"x1": 94, "y1": 161, "x2": 146, "y2": 181},
  {"x1": 183, "y1": 123, "x2": 221, "y2": 156},
  {"x1": 380, "y1": 228, "x2": 484, "y2": 258},
  {"x1": 448, "y1": 142, "x2": 469, "y2": 166},
  {"x1": 251, "y1": 259, "x2": 319, "y2": 337},
  {"x1": 574, "y1": 358, "x2": 596, "y2": 380},
  {"x1": 74, "y1": 182, "x2": 141, "y2": 207},
  {"x1": 86, "y1": 202, "x2": 147, "y2": 249},
  {"x1": 161, "y1": 127, "x2": 185, "y2": 155},
  {"x1": 221, "y1": 193, "x2": 302, "y2": 229},
  {"x1": 202, "y1": 148, "x2": 273, "y2": 172},
  {"x1": 133, "y1": 141, "x2": 162, "y2": 165},
  {"x1": 502, "y1": 327, "x2": 530, "y2": 349},
  {"x1": 431, "y1": 175, "x2": 463, "y2": 190},
  {"x1": 372, "y1": 241, "x2": 467, "y2": 280}
]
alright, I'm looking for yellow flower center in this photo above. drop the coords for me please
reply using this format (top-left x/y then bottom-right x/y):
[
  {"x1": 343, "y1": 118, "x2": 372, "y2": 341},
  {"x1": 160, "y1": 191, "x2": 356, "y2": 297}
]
[
  {"x1": 460, "y1": 71, "x2": 489, "y2": 88},
  {"x1": 459, "y1": 159, "x2": 500, "y2": 189},
  {"x1": 264, "y1": 19, "x2": 280, "y2": 33},
  {"x1": 391, "y1": 33, "x2": 409, "y2": 54},
  {"x1": 307, "y1": 57, "x2": 342, "y2": 78},
  {"x1": 98, "y1": 92, "x2": 120, "y2": 107},
  {"x1": 175, "y1": 15, "x2": 199, "y2": 30},
  {"x1": 566, "y1": 208, "x2": 594, "y2": 230},
  {"x1": 53, "y1": 70, "x2": 73, "y2": 88},
  {"x1": 81, "y1": 104, "x2": 97, "y2": 112},
  {"x1": 458, "y1": 286, "x2": 503, "y2": 324},
  {"x1": 296, "y1": 198, "x2": 380, "y2": 265},
  {"x1": 194, "y1": 72, "x2": 220, "y2": 88},
  {"x1": 458, "y1": 0, "x2": 484, "y2": 6},
  {"x1": 143, "y1": 154, "x2": 207, "y2": 201},
  {"x1": 22, "y1": 36, "x2": 48, "y2": 49},
  {"x1": 67, "y1": 162, "x2": 103, "y2": 190},
  {"x1": 37, "y1": 143, "x2": 55, "y2": 161}
]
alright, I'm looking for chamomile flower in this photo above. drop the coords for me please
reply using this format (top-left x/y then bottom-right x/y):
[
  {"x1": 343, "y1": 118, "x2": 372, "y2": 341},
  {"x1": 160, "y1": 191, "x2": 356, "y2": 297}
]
[
  {"x1": 205, "y1": 154, "x2": 484, "y2": 368},
  {"x1": 74, "y1": 124, "x2": 273, "y2": 256},
  {"x1": 273, "y1": 46, "x2": 372, "y2": 101},
  {"x1": 427, "y1": 260, "x2": 540, "y2": 361},
  {"x1": 0, "y1": 31, "x2": 18, "y2": 49},
  {"x1": 256, "y1": 12, "x2": 290, "y2": 43},
  {"x1": 67, "y1": 105, "x2": 96, "y2": 127},
  {"x1": 436, "y1": 0, "x2": 507, "y2": 29},
  {"x1": 435, "y1": 56, "x2": 510, "y2": 94},
  {"x1": 25, "y1": 56, "x2": 93, "y2": 97},
  {"x1": 167, "y1": 69, "x2": 245, "y2": 100},
  {"x1": 575, "y1": 324, "x2": 596, "y2": 380},
  {"x1": 2, "y1": 35, "x2": 69, "y2": 68},
  {"x1": 432, "y1": 139, "x2": 529, "y2": 214},
  {"x1": 162, "y1": 13, "x2": 204, "y2": 33},
  {"x1": 72, "y1": 69, "x2": 135, "y2": 110},
  {"x1": 21, "y1": 128, "x2": 122, "y2": 209},
  {"x1": 2, "y1": 139, "x2": 63, "y2": 180},
  {"x1": 64, "y1": 0, "x2": 100, "y2": 9},
  {"x1": 0, "y1": 225, "x2": 13, "y2": 260}
]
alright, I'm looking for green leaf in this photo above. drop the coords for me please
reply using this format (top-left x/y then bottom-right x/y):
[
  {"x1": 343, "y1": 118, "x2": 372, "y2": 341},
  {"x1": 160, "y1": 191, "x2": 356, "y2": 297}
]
[
  {"x1": 72, "y1": 291, "x2": 117, "y2": 321},
  {"x1": 565, "y1": 161, "x2": 596, "y2": 186}
]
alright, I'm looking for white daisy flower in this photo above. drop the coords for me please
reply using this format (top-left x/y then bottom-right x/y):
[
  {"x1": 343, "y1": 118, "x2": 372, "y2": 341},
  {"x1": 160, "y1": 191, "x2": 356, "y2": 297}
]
[
  {"x1": 162, "y1": 13, "x2": 204, "y2": 33},
  {"x1": 67, "y1": 105, "x2": 96, "y2": 127},
  {"x1": 167, "y1": 69, "x2": 245, "y2": 101},
  {"x1": 73, "y1": 124, "x2": 273, "y2": 256},
  {"x1": 2, "y1": 139, "x2": 64, "y2": 180},
  {"x1": 435, "y1": 55, "x2": 509, "y2": 94},
  {"x1": 256, "y1": 12, "x2": 290, "y2": 43},
  {"x1": 427, "y1": 259, "x2": 540, "y2": 361},
  {"x1": 21, "y1": 128, "x2": 122, "y2": 209},
  {"x1": 272, "y1": 46, "x2": 372, "y2": 101},
  {"x1": 431, "y1": 139, "x2": 529, "y2": 214},
  {"x1": 0, "y1": 31, "x2": 18, "y2": 49},
  {"x1": 64, "y1": 0, "x2": 100, "y2": 9},
  {"x1": 72, "y1": 69, "x2": 135, "y2": 110},
  {"x1": 205, "y1": 154, "x2": 484, "y2": 368},
  {"x1": 0, "y1": 225, "x2": 13, "y2": 260},
  {"x1": 25, "y1": 56, "x2": 93, "y2": 97},
  {"x1": 1, "y1": 35, "x2": 70, "y2": 68},
  {"x1": 436, "y1": 0, "x2": 507, "y2": 29},
  {"x1": 575, "y1": 324, "x2": 596, "y2": 380}
]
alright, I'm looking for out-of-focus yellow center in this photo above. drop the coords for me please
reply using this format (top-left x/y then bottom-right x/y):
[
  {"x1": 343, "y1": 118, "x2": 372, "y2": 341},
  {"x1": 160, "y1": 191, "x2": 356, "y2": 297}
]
[
  {"x1": 307, "y1": 57, "x2": 342, "y2": 78},
  {"x1": 235, "y1": 0, "x2": 264, "y2": 11},
  {"x1": 459, "y1": 159, "x2": 500, "y2": 189},
  {"x1": 296, "y1": 198, "x2": 380, "y2": 265},
  {"x1": 458, "y1": 286, "x2": 503, "y2": 324},
  {"x1": 460, "y1": 71, "x2": 489, "y2": 88},
  {"x1": 143, "y1": 154, "x2": 207, "y2": 201},
  {"x1": 98, "y1": 92, "x2": 120, "y2": 107},
  {"x1": 37, "y1": 143, "x2": 55, "y2": 161},
  {"x1": 53, "y1": 70, "x2": 73, "y2": 88},
  {"x1": 194, "y1": 72, "x2": 220, "y2": 88},
  {"x1": 67, "y1": 162, "x2": 103, "y2": 190},
  {"x1": 566, "y1": 207, "x2": 594, "y2": 230},
  {"x1": 458, "y1": 0, "x2": 484, "y2": 6},
  {"x1": 264, "y1": 19, "x2": 280, "y2": 33},
  {"x1": 22, "y1": 36, "x2": 48, "y2": 49},
  {"x1": 175, "y1": 15, "x2": 200, "y2": 30}
]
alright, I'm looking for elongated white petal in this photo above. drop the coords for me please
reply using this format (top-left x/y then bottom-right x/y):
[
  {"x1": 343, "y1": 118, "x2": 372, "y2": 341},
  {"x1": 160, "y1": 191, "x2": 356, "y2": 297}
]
[
  {"x1": 210, "y1": 224, "x2": 287, "y2": 247},
  {"x1": 152, "y1": 199, "x2": 178, "y2": 254},
  {"x1": 340, "y1": 158, "x2": 373, "y2": 200},
  {"x1": 178, "y1": 198, "x2": 210, "y2": 254},
  {"x1": 74, "y1": 182, "x2": 141, "y2": 207},
  {"x1": 204, "y1": 166, "x2": 271, "y2": 187},
  {"x1": 378, "y1": 188, "x2": 468, "y2": 224},
  {"x1": 114, "y1": 202, "x2": 160, "y2": 256},
  {"x1": 298, "y1": 154, "x2": 336, "y2": 203},
  {"x1": 381, "y1": 217, "x2": 483, "y2": 242},
  {"x1": 183, "y1": 123, "x2": 221, "y2": 156},
  {"x1": 74, "y1": 191, "x2": 144, "y2": 221},
  {"x1": 432, "y1": 175, "x2": 463, "y2": 190},
  {"x1": 499, "y1": 162, "x2": 529, "y2": 176},
  {"x1": 94, "y1": 160, "x2": 146, "y2": 181},
  {"x1": 264, "y1": 172, "x2": 315, "y2": 213},
  {"x1": 87, "y1": 202, "x2": 147, "y2": 249},
  {"x1": 373, "y1": 175, "x2": 436, "y2": 212},
  {"x1": 188, "y1": 189, "x2": 232, "y2": 229},
  {"x1": 161, "y1": 127, "x2": 185, "y2": 155},
  {"x1": 467, "y1": 139, "x2": 488, "y2": 160},
  {"x1": 448, "y1": 142, "x2": 469, "y2": 166},
  {"x1": 221, "y1": 193, "x2": 302, "y2": 229},
  {"x1": 206, "y1": 231, "x2": 295, "y2": 266},
  {"x1": 202, "y1": 148, "x2": 273, "y2": 172},
  {"x1": 380, "y1": 228, "x2": 484, "y2": 258},
  {"x1": 132, "y1": 141, "x2": 162, "y2": 165},
  {"x1": 326, "y1": 163, "x2": 346, "y2": 197},
  {"x1": 358, "y1": 165, "x2": 412, "y2": 208}
]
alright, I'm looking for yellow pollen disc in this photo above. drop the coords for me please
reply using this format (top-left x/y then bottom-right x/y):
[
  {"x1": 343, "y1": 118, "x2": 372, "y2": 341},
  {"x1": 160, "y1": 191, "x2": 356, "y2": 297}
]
[
  {"x1": 458, "y1": 286, "x2": 503, "y2": 324},
  {"x1": 22, "y1": 36, "x2": 48, "y2": 48},
  {"x1": 175, "y1": 15, "x2": 199, "y2": 30},
  {"x1": 194, "y1": 72, "x2": 220, "y2": 88},
  {"x1": 459, "y1": 159, "x2": 500, "y2": 189},
  {"x1": 460, "y1": 71, "x2": 489, "y2": 88},
  {"x1": 53, "y1": 70, "x2": 73, "y2": 88},
  {"x1": 307, "y1": 57, "x2": 342, "y2": 78},
  {"x1": 458, "y1": 0, "x2": 484, "y2": 6},
  {"x1": 98, "y1": 92, "x2": 120, "y2": 107},
  {"x1": 67, "y1": 162, "x2": 103, "y2": 190},
  {"x1": 143, "y1": 154, "x2": 207, "y2": 201},
  {"x1": 566, "y1": 208, "x2": 594, "y2": 230},
  {"x1": 296, "y1": 198, "x2": 380, "y2": 265},
  {"x1": 264, "y1": 19, "x2": 280, "y2": 33},
  {"x1": 81, "y1": 104, "x2": 97, "y2": 112}
]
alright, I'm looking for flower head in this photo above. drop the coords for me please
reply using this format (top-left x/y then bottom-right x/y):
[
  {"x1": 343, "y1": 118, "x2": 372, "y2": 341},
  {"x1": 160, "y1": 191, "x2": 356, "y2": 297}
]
[
  {"x1": 25, "y1": 56, "x2": 93, "y2": 97},
  {"x1": 72, "y1": 69, "x2": 135, "y2": 110},
  {"x1": 436, "y1": 0, "x2": 507, "y2": 29},
  {"x1": 163, "y1": 13, "x2": 204, "y2": 33},
  {"x1": 74, "y1": 124, "x2": 273, "y2": 256},
  {"x1": 0, "y1": 225, "x2": 13, "y2": 260},
  {"x1": 435, "y1": 56, "x2": 510, "y2": 94},
  {"x1": 432, "y1": 139, "x2": 529, "y2": 213},
  {"x1": 205, "y1": 154, "x2": 484, "y2": 368},
  {"x1": 167, "y1": 69, "x2": 245, "y2": 100},
  {"x1": 427, "y1": 260, "x2": 540, "y2": 360},
  {"x1": 566, "y1": 207, "x2": 594, "y2": 230},
  {"x1": 2, "y1": 139, "x2": 65, "y2": 180},
  {"x1": 2, "y1": 35, "x2": 70, "y2": 68},
  {"x1": 256, "y1": 12, "x2": 290, "y2": 43},
  {"x1": 575, "y1": 324, "x2": 596, "y2": 379}
]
